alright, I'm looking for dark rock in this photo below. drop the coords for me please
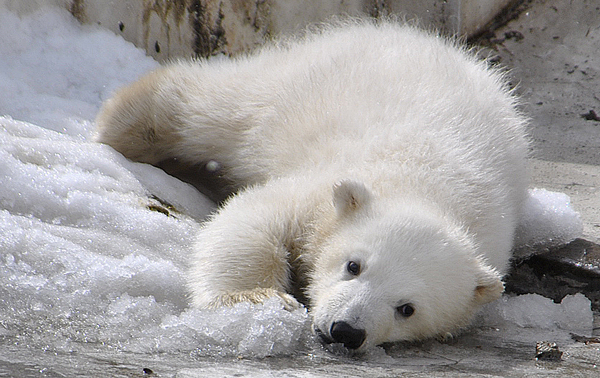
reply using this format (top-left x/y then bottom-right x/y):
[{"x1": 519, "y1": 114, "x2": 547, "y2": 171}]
[
  {"x1": 505, "y1": 30, "x2": 525, "y2": 41},
  {"x1": 570, "y1": 333, "x2": 600, "y2": 344},
  {"x1": 535, "y1": 341, "x2": 562, "y2": 361},
  {"x1": 581, "y1": 110, "x2": 600, "y2": 121},
  {"x1": 506, "y1": 239, "x2": 600, "y2": 310}
]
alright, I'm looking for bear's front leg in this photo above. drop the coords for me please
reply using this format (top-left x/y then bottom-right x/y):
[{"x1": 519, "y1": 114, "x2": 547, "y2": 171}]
[{"x1": 188, "y1": 182, "x2": 311, "y2": 311}]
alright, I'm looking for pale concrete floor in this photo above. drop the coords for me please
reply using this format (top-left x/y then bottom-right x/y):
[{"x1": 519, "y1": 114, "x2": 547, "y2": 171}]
[{"x1": 487, "y1": 0, "x2": 600, "y2": 243}]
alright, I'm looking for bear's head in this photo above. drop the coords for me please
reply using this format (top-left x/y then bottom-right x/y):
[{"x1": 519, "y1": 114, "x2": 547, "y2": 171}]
[{"x1": 308, "y1": 180, "x2": 504, "y2": 350}]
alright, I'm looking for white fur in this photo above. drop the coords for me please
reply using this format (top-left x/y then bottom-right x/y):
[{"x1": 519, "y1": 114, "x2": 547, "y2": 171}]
[{"x1": 95, "y1": 20, "x2": 529, "y2": 349}]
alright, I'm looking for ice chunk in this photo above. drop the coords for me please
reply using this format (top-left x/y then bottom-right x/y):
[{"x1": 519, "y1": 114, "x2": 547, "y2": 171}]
[
  {"x1": 515, "y1": 188, "x2": 583, "y2": 249},
  {"x1": 123, "y1": 159, "x2": 215, "y2": 221},
  {"x1": 479, "y1": 293, "x2": 593, "y2": 335},
  {"x1": 157, "y1": 300, "x2": 314, "y2": 357}
]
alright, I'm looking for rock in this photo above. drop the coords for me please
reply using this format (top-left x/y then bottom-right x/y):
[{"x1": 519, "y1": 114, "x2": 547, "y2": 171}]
[
  {"x1": 506, "y1": 239, "x2": 600, "y2": 310},
  {"x1": 535, "y1": 341, "x2": 562, "y2": 361}
]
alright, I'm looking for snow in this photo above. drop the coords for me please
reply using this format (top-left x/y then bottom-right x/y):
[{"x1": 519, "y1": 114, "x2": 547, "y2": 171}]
[
  {"x1": 515, "y1": 188, "x2": 583, "y2": 249},
  {"x1": 0, "y1": 5, "x2": 592, "y2": 365},
  {"x1": 0, "y1": 6, "x2": 310, "y2": 360}
]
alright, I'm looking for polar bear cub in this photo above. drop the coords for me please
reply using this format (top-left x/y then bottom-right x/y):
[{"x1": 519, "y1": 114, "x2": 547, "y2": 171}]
[{"x1": 95, "y1": 20, "x2": 529, "y2": 350}]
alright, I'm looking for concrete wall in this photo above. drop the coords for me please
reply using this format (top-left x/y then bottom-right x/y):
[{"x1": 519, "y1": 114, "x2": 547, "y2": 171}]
[{"x1": 2, "y1": 0, "x2": 515, "y2": 61}]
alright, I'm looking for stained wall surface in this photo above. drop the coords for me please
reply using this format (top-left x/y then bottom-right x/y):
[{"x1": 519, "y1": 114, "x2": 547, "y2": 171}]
[{"x1": 2, "y1": 0, "x2": 514, "y2": 60}]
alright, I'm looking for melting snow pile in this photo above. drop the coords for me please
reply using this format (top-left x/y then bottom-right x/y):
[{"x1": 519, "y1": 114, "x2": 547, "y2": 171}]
[
  {"x1": 0, "y1": 7, "x2": 312, "y2": 358},
  {"x1": 515, "y1": 188, "x2": 583, "y2": 250},
  {"x1": 0, "y1": 6, "x2": 591, "y2": 360},
  {"x1": 480, "y1": 293, "x2": 593, "y2": 335}
]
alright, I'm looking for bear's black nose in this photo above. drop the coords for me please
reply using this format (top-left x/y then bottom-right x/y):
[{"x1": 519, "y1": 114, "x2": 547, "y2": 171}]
[{"x1": 330, "y1": 321, "x2": 366, "y2": 349}]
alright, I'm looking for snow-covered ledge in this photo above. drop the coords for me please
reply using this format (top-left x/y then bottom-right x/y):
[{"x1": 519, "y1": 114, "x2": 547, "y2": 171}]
[{"x1": 3, "y1": 0, "x2": 514, "y2": 61}]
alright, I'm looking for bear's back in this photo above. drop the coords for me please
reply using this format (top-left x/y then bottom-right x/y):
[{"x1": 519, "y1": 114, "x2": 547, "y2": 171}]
[
  {"x1": 205, "y1": 21, "x2": 527, "y2": 186},
  {"x1": 224, "y1": 21, "x2": 529, "y2": 271}
]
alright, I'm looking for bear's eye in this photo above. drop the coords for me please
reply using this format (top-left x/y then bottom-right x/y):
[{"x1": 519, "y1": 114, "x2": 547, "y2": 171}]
[
  {"x1": 396, "y1": 303, "x2": 415, "y2": 318},
  {"x1": 346, "y1": 261, "x2": 361, "y2": 276}
]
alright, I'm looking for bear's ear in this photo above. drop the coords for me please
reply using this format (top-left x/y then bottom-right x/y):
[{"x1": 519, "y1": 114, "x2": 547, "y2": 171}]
[
  {"x1": 473, "y1": 260, "x2": 504, "y2": 305},
  {"x1": 333, "y1": 180, "x2": 372, "y2": 217}
]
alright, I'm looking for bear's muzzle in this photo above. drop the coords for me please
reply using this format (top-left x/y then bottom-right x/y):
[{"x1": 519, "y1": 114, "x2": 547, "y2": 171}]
[{"x1": 320, "y1": 321, "x2": 366, "y2": 350}]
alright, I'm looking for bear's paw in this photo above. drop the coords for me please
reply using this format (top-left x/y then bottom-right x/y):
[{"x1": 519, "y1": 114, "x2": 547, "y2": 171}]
[{"x1": 207, "y1": 288, "x2": 302, "y2": 311}]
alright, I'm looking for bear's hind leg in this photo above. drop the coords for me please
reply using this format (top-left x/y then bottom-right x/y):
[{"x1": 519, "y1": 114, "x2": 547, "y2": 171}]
[
  {"x1": 95, "y1": 67, "x2": 187, "y2": 165},
  {"x1": 95, "y1": 63, "x2": 248, "y2": 198}
]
